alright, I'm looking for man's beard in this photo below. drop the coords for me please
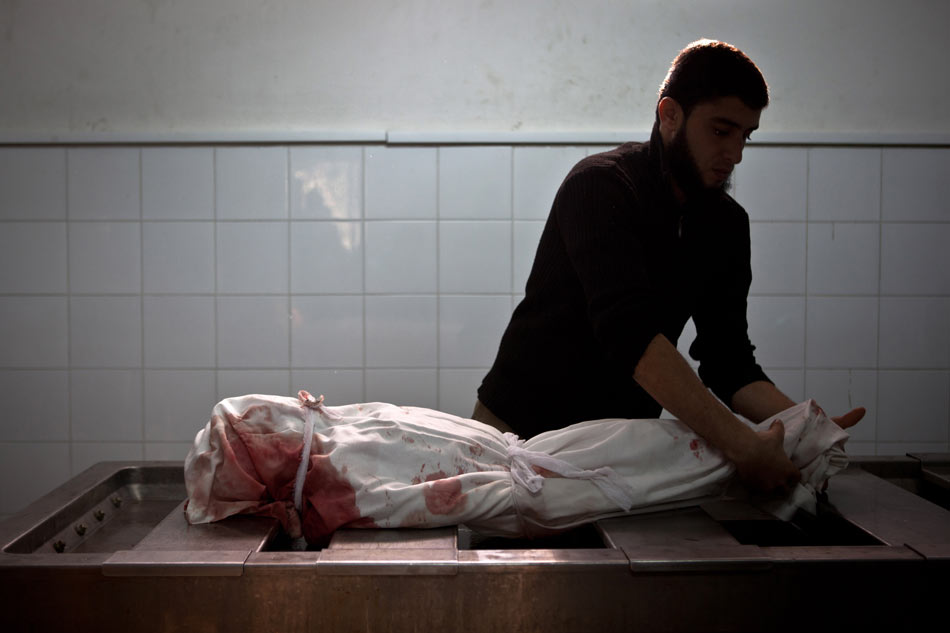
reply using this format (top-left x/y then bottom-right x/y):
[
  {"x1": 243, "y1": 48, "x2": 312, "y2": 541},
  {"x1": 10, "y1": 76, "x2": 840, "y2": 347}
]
[{"x1": 668, "y1": 129, "x2": 732, "y2": 202}]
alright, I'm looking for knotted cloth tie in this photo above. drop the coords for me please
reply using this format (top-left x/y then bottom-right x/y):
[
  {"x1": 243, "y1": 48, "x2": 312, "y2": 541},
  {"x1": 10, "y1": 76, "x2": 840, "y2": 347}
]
[
  {"x1": 504, "y1": 432, "x2": 637, "y2": 511},
  {"x1": 292, "y1": 390, "x2": 342, "y2": 513}
]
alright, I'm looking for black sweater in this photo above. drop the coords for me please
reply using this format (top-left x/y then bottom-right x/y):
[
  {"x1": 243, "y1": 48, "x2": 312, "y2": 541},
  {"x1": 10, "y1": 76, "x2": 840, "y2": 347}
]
[{"x1": 478, "y1": 126, "x2": 770, "y2": 437}]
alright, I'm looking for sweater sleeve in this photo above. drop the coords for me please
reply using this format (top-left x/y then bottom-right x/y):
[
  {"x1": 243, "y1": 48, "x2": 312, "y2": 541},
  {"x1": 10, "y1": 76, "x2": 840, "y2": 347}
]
[
  {"x1": 688, "y1": 211, "x2": 771, "y2": 406},
  {"x1": 553, "y1": 168, "x2": 664, "y2": 374}
]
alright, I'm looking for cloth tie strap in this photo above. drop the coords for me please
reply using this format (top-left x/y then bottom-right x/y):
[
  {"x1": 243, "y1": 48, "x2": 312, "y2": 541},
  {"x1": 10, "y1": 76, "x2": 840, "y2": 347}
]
[
  {"x1": 504, "y1": 432, "x2": 637, "y2": 511},
  {"x1": 292, "y1": 390, "x2": 341, "y2": 513}
]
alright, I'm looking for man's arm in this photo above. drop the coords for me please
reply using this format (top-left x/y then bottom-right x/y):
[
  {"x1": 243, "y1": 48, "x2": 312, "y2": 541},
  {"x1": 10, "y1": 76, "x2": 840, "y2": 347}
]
[
  {"x1": 633, "y1": 333, "x2": 800, "y2": 492},
  {"x1": 732, "y1": 379, "x2": 867, "y2": 430},
  {"x1": 731, "y1": 380, "x2": 796, "y2": 423}
]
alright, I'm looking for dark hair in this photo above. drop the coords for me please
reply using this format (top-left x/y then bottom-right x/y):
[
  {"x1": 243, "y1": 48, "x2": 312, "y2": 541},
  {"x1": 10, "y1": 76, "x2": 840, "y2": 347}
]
[{"x1": 656, "y1": 39, "x2": 769, "y2": 121}]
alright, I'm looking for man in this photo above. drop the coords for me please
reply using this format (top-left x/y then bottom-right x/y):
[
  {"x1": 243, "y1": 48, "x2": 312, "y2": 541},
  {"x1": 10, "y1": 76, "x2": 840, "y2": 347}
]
[{"x1": 475, "y1": 39, "x2": 863, "y2": 492}]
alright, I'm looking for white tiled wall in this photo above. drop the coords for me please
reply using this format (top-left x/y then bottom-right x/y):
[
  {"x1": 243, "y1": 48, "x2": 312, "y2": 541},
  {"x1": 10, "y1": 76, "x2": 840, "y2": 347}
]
[{"x1": 0, "y1": 143, "x2": 948, "y2": 516}]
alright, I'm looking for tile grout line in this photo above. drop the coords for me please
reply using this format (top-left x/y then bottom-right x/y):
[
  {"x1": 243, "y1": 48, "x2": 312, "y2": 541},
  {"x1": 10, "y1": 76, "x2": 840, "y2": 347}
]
[
  {"x1": 212, "y1": 147, "x2": 219, "y2": 404},
  {"x1": 435, "y1": 147, "x2": 441, "y2": 410},
  {"x1": 65, "y1": 148, "x2": 73, "y2": 475},
  {"x1": 4, "y1": 217, "x2": 950, "y2": 225},
  {"x1": 510, "y1": 146, "x2": 516, "y2": 310},
  {"x1": 361, "y1": 147, "x2": 367, "y2": 401},
  {"x1": 802, "y1": 149, "x2": 810, "y2": 389},
  {"x1": 876, "y1": 148, "x2": 884, "y2": 452},
  {"x1": 286, "y1": 146, "x2": 292, "y2": 396},
  {"x1": 139, "y1": 148, "x2": 146, "y2": 459}
]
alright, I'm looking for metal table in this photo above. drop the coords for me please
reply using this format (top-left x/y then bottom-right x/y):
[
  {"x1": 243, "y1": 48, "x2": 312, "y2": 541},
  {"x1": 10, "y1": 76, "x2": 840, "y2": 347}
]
[{"x1": 1, "y1": 456, "x2": 948, "y2": 631}]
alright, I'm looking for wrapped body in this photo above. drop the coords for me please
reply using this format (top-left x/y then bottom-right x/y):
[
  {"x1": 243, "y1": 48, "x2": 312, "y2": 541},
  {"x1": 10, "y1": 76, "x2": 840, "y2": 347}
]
[{"x1": 184, "y1": 393, "x2": 848, "y2": 544}]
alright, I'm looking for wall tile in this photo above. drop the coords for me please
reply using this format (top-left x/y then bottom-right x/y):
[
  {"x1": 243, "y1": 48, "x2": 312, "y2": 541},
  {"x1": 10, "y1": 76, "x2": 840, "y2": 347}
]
[
  {"x1": 216, "y1": 221, "x2": 289, "y2": 293},
  {"x1": 142, "y1": 147, "x2": 214, "y2": 220},
  {"x1": 144, "y1": 296, "x2": 215, "y2": 368},
  {"x1": 876, "y1": 442, "x2": 950, "y2": 456},
  {"x1": 513, "y1": 146, "x2": 586, "y2": 219},
  {"x1": 364, "y1": 221, "x2": 437, "y2": 293},
  {"x1": 0, "y1": 371, "x2": 68, "y2": 441},
  {"x1": 880, "y1": 223, "x2": 950, "y2": 295},
  {"x1": 217, "y1": 369, "x2": 290, "y2": 400},
  {"x1": 513, "y1": 221, "x2": 545, "y2": 293},
  {"x1": 734, "y1": 147, "x2": 807, "y2": 221},
  {"x1": 144, "y1": 369, "x2": 216, "y2": 442},
  {"x1": 806, "y1": 223, "x2": 879, "y2": 295},
  {"x1": 3, "y1": 140, "x2": 950, "y2": 492},
  {"x1": 675, "y1": 317, "x2": 700, "y2": 370},
  {"x1": 217, "y1": 296, "x2": 289, "y2": 368},
  {"x1": 68, "y1": 148, "x2": 140, "y2": 220},
  {"x1": 882, "y1": 148, "x2": 950, "y2": 221},
  {"x1": 72, "y1": 442, "x2": 144, "y2": 476},
  {"x1": 586, "y1": 146, "x2": 619, "y2": 156},
  {"x1": 71, "y1": 369, "x2": 142, "y2": 442},
  {"x1": 0, "y1": 297, "x2": 68, "y2": 367},
  {"x1": 365, "y1": 369, "x2": 438, "y2": 409},
  {"x1": 68, "y1": 222, "x2": 141, "y2": 294},
  {"x1": 877, "y1": 370, "x2": 949, "y2": 442},
  {"x1": 807, "y1": 148, "x2": 881, "y2": 221},
  {"x1": 216, "y1": 147, "x2": 288, "y2": 220},
  {"x1": 365, "y1": 146, "x2": 436, "y2": 219},
  {"x1": 0, "y1": 443, "x2": 70, "y2": 514},
  {"x1": 0, "y1": 148, "x2": 66, "y2": 219},
  {"x1": 0, "y1": 222, "x2": 67, "y2": 293},
  {"x1": 70, "y1": 296, "x2": 141, "y2": 367},
  {"x1": 439, "y1": 146, "x2": 512, "y2": 219},
  {"x1": 291, "y1": 146, "x2": 363, "y2": 220},
  {"x1": 365, "y1": 296, "x2": 436, "y2": 368},
  {"x1": 145, "y1": 442, "x2": 194, "y2": 461},
  {"x1": 142, "y1": 221, "x2": 214, "y2": 293},
  {"x1": 846, "y1": 441, "x2": 877, "y2": 456},
  {"x1": 805, "y1": 296, "x2": 878, "y2": 368},
  {"x1": 439, "y1": 221, "x2": 511, "y2": 293},
  {"x1": 746, "y1": 296, "x2": 805, "y2": 368},
  {"x1": 749, "y1": 223, "x2": 806, "y2": 294},
  {"x1": 879, "y1": 297, "x2": 950, "y2": 368},
  {"x1": 439, "y1": 296, "x2": 511, "y2": 367},
  {"x1": 764, "y1": 369, "x2": 805, "y2": 403},
  {"x1": 438, "y1": 368, "x2": 485, "y2": 419},
  {"x1": 290, "y1": 295, "x2": 362, "y2": 368},
  {"x1": 291, "y1": 369, "x2": 364, "y2": 405},
  {"x1": 804, "y1": 369, "x2": 877, "y2": 442},
  {"x1": 290, "y1": 221, "x2": 362, "y2": 293}
]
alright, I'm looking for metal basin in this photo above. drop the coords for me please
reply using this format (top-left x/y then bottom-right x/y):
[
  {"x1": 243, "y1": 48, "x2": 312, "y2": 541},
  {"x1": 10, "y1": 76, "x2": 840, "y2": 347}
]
[{"x1": 3, "y1": 463, "x2": 184, "y2": 555}]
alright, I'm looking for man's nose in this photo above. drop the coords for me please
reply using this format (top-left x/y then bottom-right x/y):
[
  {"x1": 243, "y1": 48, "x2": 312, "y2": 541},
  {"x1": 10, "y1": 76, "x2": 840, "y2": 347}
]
[{"x1": 727, "y1": 139, "x2": 745, "y2": 165}]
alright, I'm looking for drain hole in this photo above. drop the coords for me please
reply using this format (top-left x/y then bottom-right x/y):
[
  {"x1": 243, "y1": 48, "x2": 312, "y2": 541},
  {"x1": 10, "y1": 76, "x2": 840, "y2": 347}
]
[{"x1": 720, "y1": 510, "x2": 885, "y2": 547}]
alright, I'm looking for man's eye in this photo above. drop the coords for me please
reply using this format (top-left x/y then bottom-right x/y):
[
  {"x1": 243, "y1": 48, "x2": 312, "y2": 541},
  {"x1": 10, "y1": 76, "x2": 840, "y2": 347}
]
[{"x1": 713, "y1": 128, "x2": 726, "y2": 136}]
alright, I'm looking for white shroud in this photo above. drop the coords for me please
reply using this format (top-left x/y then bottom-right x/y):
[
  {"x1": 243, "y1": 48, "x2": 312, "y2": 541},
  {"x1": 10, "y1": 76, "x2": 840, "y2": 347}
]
[{"x1": 184, "y1": 393, "x2": 849, "y2": 544}]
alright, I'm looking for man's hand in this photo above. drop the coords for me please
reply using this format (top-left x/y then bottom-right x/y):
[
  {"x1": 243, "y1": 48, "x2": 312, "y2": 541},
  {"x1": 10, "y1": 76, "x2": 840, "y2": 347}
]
[
  {"x1": 832, "y1": 407, "x2": 865, "y2": 430},
  {"x1": 732, "y1": 419, "x2": 801, "y2": 493},
  {"x1": 633, "y1": 335, "x2": 802, "y2": 494}
]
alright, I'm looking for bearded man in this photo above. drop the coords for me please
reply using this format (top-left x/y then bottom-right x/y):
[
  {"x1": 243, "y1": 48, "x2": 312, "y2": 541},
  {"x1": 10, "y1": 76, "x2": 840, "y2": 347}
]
[{"x1": 474, "y1": 39, "x2": 864, "y2": 492}]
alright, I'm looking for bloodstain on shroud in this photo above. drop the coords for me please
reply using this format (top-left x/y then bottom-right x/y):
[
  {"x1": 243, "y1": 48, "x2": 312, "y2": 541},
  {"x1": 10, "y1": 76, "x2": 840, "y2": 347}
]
[
  {"x1": 422, "y1": 471, "x2": 468, "y2": 515},
  {"x1": 191, "y1": 404, "x2": 304, "y2": 534},
  {"x1": 690, "y1": 438, "x2": 705, "y2": 460},
  {"x1": 198, "y1": 401, "x2": 376, "y2": 544},
  {"x1": 300, "y1": 437, "x2": 378, "y2": 543}
]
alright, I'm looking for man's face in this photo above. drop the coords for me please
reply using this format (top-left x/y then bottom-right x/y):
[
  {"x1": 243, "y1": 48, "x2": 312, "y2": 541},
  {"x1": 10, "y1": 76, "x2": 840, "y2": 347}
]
[{"x1": 668, "y1": 96, "x2": 761, "y2": 200}]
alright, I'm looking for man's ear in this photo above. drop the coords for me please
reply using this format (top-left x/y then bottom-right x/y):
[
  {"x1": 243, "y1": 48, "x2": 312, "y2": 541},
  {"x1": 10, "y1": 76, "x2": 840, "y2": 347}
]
[{"x1": 657, "y1": 96, "x2": 683, "y2": 135}]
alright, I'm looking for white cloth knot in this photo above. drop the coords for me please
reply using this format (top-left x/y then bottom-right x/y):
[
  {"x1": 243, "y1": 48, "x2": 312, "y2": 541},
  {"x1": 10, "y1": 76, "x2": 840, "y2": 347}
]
[
  {"x1": 504, "y1": 432, "x2": 638, "y2": 511},
  {"x1": 298, "y1": 390, "x2": 342, "y2": 420}
]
